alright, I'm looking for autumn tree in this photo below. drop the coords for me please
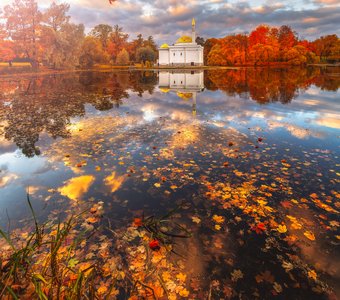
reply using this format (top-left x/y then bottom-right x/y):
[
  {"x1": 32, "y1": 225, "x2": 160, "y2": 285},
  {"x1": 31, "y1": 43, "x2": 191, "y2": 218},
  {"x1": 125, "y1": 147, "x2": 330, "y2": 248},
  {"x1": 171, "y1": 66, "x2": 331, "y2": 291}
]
[
  {"x1": 278, "y1": 25, "x2": 298, "y2": 60},
  {"x1": 0, "y1": 23, "x2": 6, "y2": 40},
  {"x1": 79, "y1": 36, "x2": 109, "y2": 67},
  {"x1": 207, "y1": 35, "x2": 249, "y2": 66},
  {"x1": 204, "y1": 38, "x2": 220, "y2": 65},
  {"x1": 207, "y1": 44, "x2": 227, "y2": 66},
  {"x1": 313, "y1": 34, "x2": 339, "y2": 61},
  {"x1": 41, "y1": 2, "x2": 84, "y2": 68},
  {"x1": 116, "y1": 48, "x2": 130, "y2": 65},
  {"x1": 107, "y1": 24, "x2": 128, "y2": 61},
  {"x1": 249, "y1": 25, "x2": 270, "y2": 47},
  {"x1": 90, "y1": 24, "x2": 113, "y2": 50},
  {"x1": 4, "y1": 0, "x2": 42, "y2": 67},
  {"x1": 0, "y1": 40, "x2": 16, "y2": 66}
]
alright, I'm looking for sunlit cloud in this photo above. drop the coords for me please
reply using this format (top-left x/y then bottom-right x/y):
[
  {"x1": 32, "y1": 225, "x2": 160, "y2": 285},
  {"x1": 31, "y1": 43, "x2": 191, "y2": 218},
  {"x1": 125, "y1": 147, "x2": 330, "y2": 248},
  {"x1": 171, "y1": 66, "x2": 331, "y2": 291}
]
[{"x1": 1, "y1": 0, "x2": 338, "y2": 43}]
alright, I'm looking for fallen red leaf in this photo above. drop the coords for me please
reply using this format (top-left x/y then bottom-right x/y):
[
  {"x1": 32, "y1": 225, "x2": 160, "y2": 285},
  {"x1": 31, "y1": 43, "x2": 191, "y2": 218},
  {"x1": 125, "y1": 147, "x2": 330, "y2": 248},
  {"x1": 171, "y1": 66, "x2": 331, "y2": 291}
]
[{"x1": 149, "y1": 239, "x2": 160, "y2": 250}]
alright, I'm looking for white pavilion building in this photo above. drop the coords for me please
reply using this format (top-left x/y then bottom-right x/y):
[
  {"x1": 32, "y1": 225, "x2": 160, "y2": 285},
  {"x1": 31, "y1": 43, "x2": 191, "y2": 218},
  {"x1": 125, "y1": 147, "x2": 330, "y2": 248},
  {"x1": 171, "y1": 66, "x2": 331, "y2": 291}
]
[{"x1": 158, "y1": 19, "x2": 204, "y2": 67}]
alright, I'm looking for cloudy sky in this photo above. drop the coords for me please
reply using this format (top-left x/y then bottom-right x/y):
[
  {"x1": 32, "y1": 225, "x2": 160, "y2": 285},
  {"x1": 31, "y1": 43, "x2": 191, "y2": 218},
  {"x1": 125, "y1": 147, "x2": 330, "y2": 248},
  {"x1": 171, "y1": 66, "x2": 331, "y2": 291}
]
[{"x1": 1, "y1": 0, "x2": 339, "y2": 44}]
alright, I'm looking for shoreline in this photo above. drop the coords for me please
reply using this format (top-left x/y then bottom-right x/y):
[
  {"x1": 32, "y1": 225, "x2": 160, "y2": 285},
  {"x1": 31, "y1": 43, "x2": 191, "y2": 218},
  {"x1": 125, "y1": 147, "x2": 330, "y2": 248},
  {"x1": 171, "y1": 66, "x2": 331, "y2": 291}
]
[{"x1": 0, "y1": 64, "x2": 338, "y2": 78}]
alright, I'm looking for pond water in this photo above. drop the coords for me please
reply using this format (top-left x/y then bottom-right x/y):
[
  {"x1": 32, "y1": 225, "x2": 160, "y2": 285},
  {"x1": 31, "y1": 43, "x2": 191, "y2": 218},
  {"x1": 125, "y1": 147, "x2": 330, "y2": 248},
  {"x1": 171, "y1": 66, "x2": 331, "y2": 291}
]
[{"x1": 0, "y1": 68, "x2": 339, "y2": 299}]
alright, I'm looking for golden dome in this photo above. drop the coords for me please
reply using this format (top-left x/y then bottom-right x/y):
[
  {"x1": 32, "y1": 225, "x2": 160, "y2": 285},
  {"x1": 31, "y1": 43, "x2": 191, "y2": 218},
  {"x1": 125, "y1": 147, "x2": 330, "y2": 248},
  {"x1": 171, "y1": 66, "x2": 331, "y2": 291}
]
[
  {"x1": 177, "y1": 92, "x2": 193, "y2": 100},
  {"x1": 176, "y1": 36, "x2": 192, "y2": 44},
  {"x1": 160, "y1": 43, "x2": 169, "y2": 49}
]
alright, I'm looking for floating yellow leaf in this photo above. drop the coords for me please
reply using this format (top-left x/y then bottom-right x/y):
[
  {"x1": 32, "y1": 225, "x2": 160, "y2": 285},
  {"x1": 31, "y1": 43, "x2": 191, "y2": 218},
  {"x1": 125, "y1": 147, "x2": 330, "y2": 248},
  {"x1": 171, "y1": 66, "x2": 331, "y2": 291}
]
[
  {"x1": 308, "y1": 270, "x2": 317, "y2": 280},
  {"x1": 215, "y1": 224, "x2": 221, "y2": 230},
  {"x1": 191, "y1": 216, "x2": 201, "y2": 224},
  {"x1": 212, "y1": 215, "x2": 225, "y2": 223},
  {"x1": 231, "y1": 269, "x2": 243, "y2": 282},
  {"x1": 154, "y1": 183, "x2": 161, "y2": 188},
  {"x1": 304, "y1": 231, "x2": 316, "y2": 241},
  {"x1": 277, "y1": 225, "x2": 287, "y2": 233}
]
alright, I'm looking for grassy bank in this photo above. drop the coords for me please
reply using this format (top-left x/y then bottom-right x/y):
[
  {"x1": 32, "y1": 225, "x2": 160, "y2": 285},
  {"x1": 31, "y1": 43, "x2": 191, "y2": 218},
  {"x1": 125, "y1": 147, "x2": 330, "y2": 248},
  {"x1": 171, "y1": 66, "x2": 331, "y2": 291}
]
[{"x1": 0, "y1": 195, "x2": 190, "y2": 299}]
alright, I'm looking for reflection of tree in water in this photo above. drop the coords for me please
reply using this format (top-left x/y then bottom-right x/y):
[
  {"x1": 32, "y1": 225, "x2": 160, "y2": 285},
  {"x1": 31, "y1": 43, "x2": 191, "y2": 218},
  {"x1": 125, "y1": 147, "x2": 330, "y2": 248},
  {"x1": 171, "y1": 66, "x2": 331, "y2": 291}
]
[
  {"x1": 129, "y1": 71, "x2": 158, "y2": 97},
  {"x1": 205, "y1": 67, "x2": 339, "y2": 104},
  {"x1": 0, "y1": 72, "x2": 157, "y2": 157},
  {"x1": 0, "y1": 68, "x2": 338, "y2": 157},
  {"x1": 312, "y1": 67, "x2": 340, "y2": 91}
]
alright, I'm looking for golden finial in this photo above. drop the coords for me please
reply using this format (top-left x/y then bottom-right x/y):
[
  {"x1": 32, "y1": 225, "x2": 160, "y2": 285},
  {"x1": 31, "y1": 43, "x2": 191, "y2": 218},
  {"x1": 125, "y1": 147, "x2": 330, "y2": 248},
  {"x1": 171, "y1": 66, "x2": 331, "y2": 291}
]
[{"x1": 192, "y1": 18, "x2": 196, "y2": 26}]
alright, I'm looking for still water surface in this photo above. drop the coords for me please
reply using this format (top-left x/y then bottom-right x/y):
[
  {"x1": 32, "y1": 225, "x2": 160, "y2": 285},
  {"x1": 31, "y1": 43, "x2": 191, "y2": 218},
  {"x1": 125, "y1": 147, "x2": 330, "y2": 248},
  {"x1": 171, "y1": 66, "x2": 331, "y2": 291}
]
[{"x1": 0, "y1": 68, "x2": 339, "y2": 299}]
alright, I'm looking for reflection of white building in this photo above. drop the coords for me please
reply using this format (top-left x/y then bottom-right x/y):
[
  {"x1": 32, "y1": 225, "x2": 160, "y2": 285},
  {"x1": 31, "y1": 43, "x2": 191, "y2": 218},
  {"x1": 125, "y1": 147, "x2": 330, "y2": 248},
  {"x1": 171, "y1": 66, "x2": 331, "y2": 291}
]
[
  {"x1": 159, "y1": 71, "x2": 204, "y2": 92},
  {"x1": 158, "y1": 19, "x2": 204, "y2": 66},
  {"x1": 158, "y1": 71, "x2": 204, "y2": 115}
]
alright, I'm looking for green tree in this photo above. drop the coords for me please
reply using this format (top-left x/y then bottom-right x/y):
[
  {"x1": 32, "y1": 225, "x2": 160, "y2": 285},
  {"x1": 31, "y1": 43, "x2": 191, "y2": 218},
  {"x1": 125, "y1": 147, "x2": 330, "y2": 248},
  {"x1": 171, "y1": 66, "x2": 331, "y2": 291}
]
[
  {"x1": 128, "y1": 33, "x2": 144, "y2": 61},
  {"x1": 116, "y1": 48, "x2": 130, "y2": 65},
  {"x1": 144, "y1": 36, "x2": 157, "y2": 53},
  {"x1": 136, "y1": 46, "x2": 156, "y2": 63},
  {"x1": 196, "y1": 36, "x2": 205, "y2": 46}
]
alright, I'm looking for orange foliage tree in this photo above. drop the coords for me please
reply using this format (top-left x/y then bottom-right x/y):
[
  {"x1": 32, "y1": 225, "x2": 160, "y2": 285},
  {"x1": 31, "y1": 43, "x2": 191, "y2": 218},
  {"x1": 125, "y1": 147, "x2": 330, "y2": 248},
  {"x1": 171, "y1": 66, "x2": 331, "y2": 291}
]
[{"x1": 0, "y1": 40, "x2": 16, "y2": 65}]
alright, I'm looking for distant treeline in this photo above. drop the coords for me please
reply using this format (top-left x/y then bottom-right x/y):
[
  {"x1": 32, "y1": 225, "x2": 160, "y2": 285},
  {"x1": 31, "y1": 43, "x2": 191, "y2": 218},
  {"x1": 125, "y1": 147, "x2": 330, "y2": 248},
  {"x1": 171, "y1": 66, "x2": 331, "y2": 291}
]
[
  {"x1": 199, "y1": 25, "x2": 339, "y2": 66},
  {"x1": 0, "y1": 0, "x2": 339, "y2": 68},
  {"x1": 0, "y1": 0, "x2": 158, "y2": 68}
]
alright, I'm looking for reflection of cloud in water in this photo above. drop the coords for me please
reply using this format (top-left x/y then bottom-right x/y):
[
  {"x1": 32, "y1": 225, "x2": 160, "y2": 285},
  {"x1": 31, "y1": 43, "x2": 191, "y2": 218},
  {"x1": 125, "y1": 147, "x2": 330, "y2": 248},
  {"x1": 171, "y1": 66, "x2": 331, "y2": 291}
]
[
  {"x1": 104, "y1": 172, "x2": 125, "y2": 193},
  {"x1": 0, "y1": 173, "x2": 18, "y2": 188},
  {"x1": 268, "y1": 121, "x2": 325, "y2": 139},
  {"x1": 141, "y1": 104, "x2": 158, "y2": 122},
  {"x1": 315, "y1": 113, "x2": 340, "y2": 129},
  {"x1": 0, "y1": 135, "x2": 17, "y2": 155},
  {"x1": 58, "y1": 175, "x2": 95, "y2": 201}
]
